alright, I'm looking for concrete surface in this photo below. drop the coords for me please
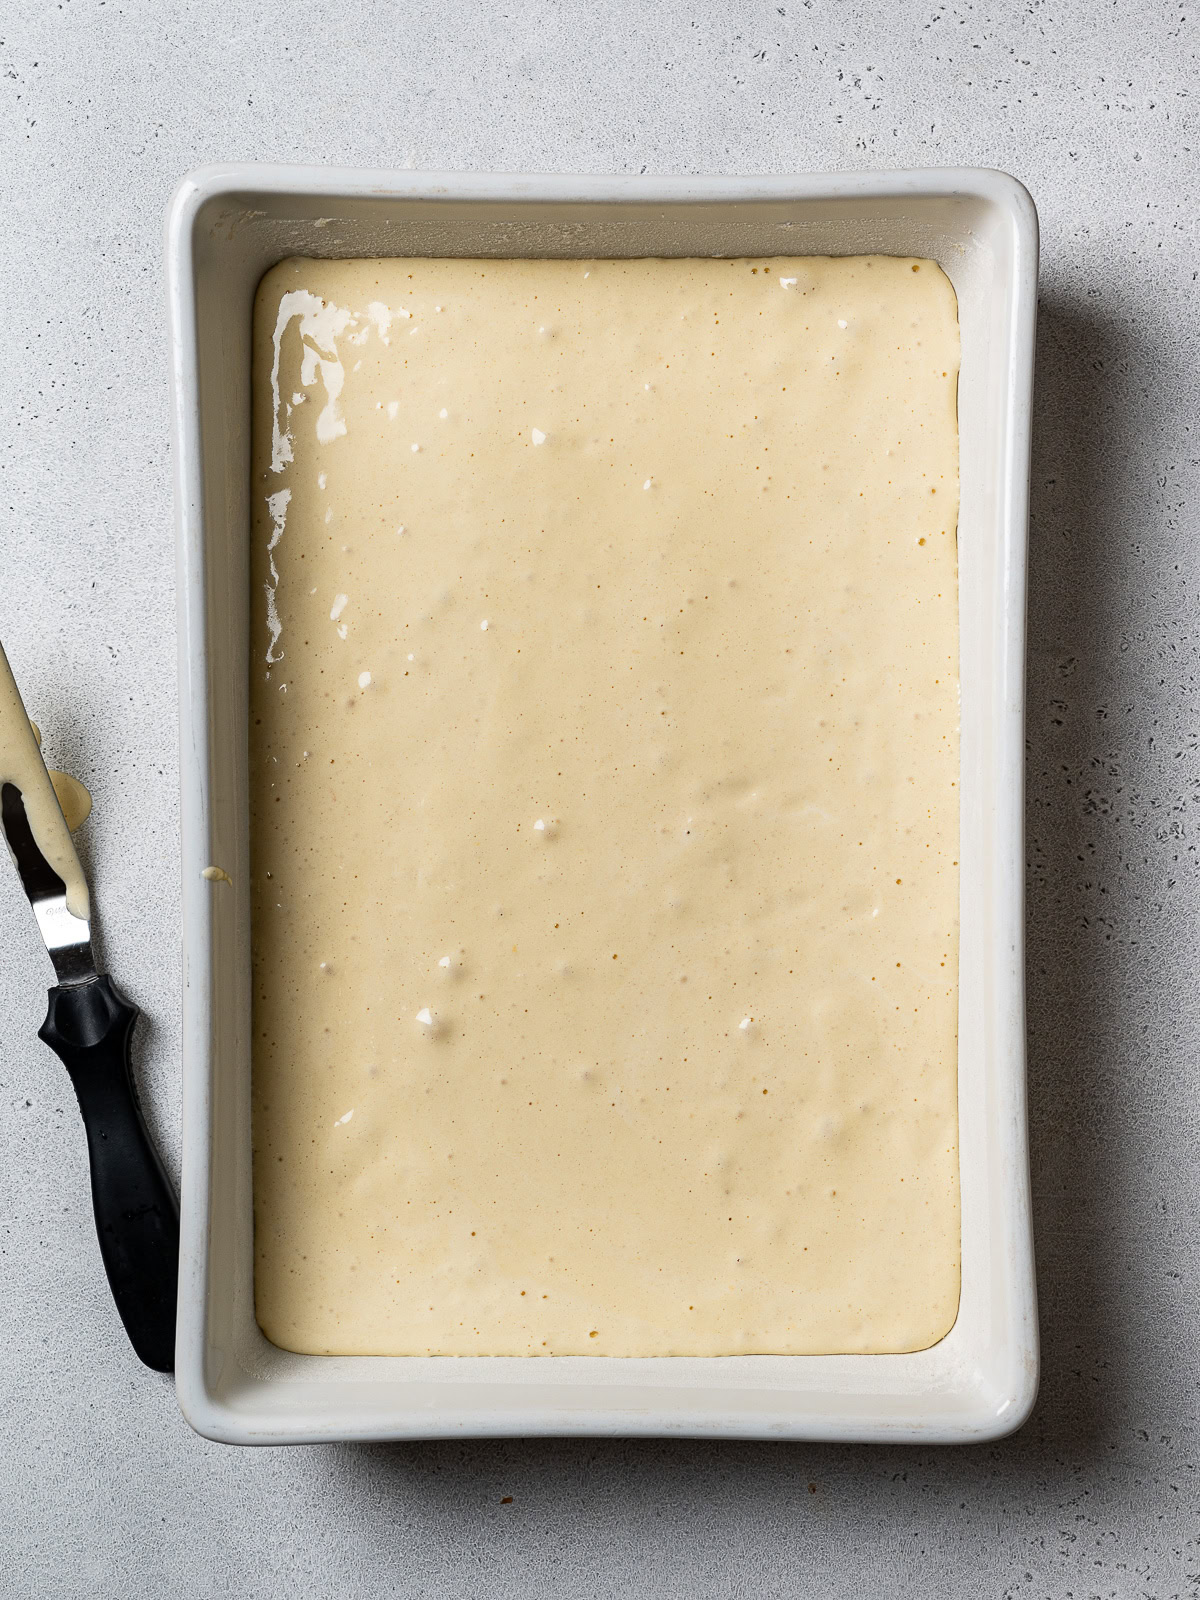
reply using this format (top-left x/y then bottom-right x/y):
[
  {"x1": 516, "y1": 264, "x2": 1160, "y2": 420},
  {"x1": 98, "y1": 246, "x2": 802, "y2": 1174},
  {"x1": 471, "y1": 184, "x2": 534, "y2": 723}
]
[{"x1": 1, "y1": 1, "x2": 1197, "y2": 1595}]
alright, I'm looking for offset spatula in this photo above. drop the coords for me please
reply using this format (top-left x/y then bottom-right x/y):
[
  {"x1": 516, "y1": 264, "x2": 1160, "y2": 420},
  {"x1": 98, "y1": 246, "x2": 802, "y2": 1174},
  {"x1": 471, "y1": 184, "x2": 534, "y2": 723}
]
[{"x1": 0, "y1": 641, "x2": 178, "y2": 1372}]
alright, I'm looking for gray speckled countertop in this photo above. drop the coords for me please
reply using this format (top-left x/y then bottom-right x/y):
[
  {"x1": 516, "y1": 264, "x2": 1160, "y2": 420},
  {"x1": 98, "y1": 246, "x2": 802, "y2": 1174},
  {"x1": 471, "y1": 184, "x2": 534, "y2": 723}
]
[{"x1": 1, "y1": 3, "x2": 1197, "y2": 1595}]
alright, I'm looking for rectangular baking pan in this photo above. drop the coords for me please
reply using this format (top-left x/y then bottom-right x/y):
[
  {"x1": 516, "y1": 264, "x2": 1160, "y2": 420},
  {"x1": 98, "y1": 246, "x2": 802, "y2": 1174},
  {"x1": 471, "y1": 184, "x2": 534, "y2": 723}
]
[{"x1": 167, "y1": 164, "x2": 1038, "y2": 1445}]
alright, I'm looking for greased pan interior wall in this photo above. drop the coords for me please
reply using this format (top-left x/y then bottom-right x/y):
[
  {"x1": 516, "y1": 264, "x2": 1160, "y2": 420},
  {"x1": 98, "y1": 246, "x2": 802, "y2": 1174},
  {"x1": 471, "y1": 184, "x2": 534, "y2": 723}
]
[{"x1": 168, "y1": 167, "x2": 1038, "y2": 1445}]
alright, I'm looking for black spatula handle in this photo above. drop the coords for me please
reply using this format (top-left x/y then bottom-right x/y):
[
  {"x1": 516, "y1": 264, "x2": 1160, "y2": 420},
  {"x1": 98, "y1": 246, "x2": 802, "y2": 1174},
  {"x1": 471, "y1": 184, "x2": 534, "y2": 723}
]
[{"x1": 39, "y1": 975, "x2": 179, "y2": 1372}]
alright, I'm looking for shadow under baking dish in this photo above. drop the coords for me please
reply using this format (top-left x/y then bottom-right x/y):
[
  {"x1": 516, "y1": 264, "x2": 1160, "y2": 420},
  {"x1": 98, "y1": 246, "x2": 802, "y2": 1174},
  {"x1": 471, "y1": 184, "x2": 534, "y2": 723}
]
[{"x1": 168, "y1": 164, "x2": 1037, "y2": 1445}]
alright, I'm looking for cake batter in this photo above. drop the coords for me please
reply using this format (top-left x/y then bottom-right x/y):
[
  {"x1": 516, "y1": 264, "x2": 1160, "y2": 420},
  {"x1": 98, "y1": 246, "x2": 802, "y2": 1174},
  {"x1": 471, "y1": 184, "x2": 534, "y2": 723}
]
[{"x1": 249, "y1": 253, "x2": 961, "y2": 1356}]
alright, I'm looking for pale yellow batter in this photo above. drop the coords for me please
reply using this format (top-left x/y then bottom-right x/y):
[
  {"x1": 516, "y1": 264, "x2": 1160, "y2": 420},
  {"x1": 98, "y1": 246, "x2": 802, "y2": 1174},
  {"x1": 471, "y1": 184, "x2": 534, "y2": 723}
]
[{"x1": 250, "y1": 254, "x2": 961, "y2": 1357}]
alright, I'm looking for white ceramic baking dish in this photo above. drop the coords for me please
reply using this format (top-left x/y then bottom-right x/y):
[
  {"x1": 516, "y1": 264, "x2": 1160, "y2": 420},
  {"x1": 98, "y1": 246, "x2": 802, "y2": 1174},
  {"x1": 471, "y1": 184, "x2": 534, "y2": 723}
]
[{"x1": 167, "y1": 164, "x2": 1038, "y2": 1445}]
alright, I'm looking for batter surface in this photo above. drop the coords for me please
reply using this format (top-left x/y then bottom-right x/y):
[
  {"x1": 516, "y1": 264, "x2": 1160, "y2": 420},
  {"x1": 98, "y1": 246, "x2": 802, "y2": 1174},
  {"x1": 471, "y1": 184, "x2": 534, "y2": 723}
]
[{"x1": 250, "y1": 254, "x2": 961, "y2": 1356}]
